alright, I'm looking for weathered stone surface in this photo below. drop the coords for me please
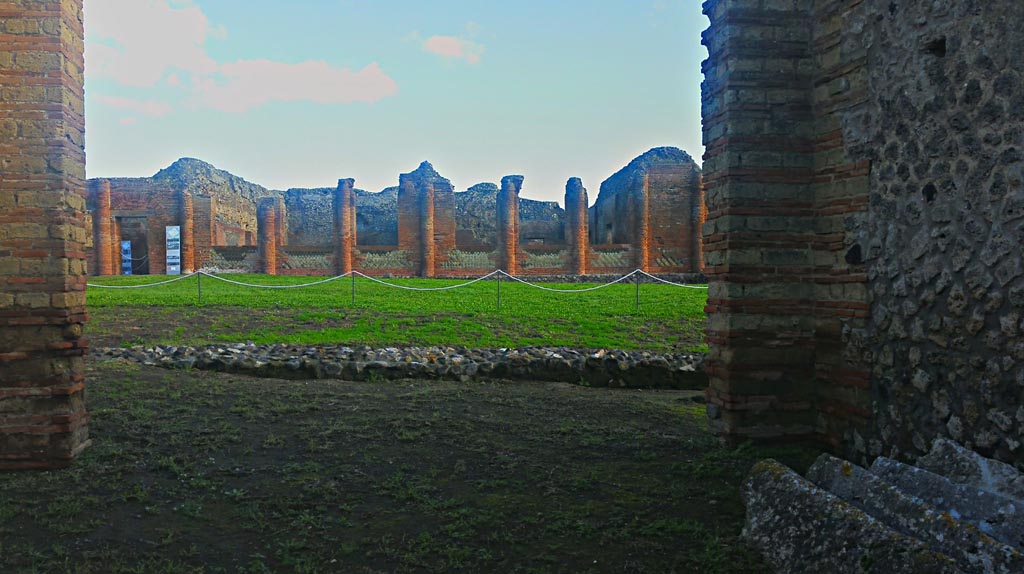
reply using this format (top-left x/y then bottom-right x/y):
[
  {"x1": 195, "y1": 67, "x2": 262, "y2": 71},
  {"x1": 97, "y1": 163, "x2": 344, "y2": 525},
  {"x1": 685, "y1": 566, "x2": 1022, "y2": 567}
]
[
  {"x1": 871, "y1": 457, "x2": 1024, "y2": 550},
  {"x1": 93, "y1": 344, "x2": 708, "y2": 389},
  {"x1": 742, "y1": 459, "x2": 963, "y2": 574},
  {"x1": 590, "y1": 147, "x2": 702, "y2": 273},
  {"x1": 808, "y1": 454, "x2": 1023, "y2": 573},
  {"x1": 917, "y1": 439, "x2": 1024, "y2": 502}
]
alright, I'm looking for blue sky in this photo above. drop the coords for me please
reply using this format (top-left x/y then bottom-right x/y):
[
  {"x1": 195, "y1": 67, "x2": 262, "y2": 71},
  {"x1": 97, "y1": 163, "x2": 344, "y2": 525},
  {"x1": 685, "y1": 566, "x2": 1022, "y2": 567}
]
[{"x1": 84, "y1": 1, "x2": 708, "y2": 204}]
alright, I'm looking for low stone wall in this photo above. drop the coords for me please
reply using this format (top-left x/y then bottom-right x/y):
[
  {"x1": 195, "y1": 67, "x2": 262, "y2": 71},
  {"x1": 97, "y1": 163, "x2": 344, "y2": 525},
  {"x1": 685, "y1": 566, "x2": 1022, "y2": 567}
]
[{"x1": 93, "y1": 344, "x2": 707, "y2": 389}]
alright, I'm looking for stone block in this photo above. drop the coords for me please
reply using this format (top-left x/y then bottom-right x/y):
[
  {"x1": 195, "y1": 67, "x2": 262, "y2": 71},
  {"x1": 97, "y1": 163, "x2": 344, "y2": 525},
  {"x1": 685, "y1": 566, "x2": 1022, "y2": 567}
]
[
  {"x1": 808, "y1": 454, "x2": 1023, "y2": 573},
  {"x1": 871, "y1": 457, "x2": 1024, "y2": 550},
  {"x1": 917, "y1": 439, "x2": 1024, "y2": 502},
  {"x1": 742, "y1": 459, "x2": 964, "y2": 574}
]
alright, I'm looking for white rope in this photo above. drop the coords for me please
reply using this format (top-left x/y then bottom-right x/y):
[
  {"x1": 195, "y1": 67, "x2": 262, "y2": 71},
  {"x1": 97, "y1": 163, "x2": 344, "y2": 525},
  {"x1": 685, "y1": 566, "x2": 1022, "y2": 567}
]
[
  {"x1": 87, "y1": 272, "x2": 199, "y2": 289},
  {"x1": 87, "y1": 269, "x2": 708, "y2": 293},
  {"x1": 197, "y1": 271, "x2": 353, "y2": 289},
  {"x1": 637, "y1": 270, "x2": 709, "y2": 290},
  {"x1": 352, "y1": 270, "x2": 501, "y2": 291},
  {"x1": 497, "y1": 269, "x2": 641, "y2": 293}
]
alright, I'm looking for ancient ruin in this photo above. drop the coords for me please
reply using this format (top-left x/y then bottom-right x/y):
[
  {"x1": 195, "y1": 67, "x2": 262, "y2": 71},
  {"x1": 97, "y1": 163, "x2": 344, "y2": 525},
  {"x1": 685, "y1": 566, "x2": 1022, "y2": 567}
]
[
  {"x1": 84, "y1": 150, "x2": 705, "y2": 278},
  {"x1": 703, "y1": 0, "x2": 1024, "y2": 465},
  {"x1": 1, "y1": 0, "x2": 1021, "y2": 507}
]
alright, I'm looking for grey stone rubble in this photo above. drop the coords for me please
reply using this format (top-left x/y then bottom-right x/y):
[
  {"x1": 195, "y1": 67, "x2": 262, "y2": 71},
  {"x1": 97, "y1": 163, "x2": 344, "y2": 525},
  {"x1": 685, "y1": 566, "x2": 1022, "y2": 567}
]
[
  {"x1": 743, "y1": 440, "x2": 1024, "y2": 574},
  {"x1": 92, "y1": 344, "x2": 707, "y2": 388}
]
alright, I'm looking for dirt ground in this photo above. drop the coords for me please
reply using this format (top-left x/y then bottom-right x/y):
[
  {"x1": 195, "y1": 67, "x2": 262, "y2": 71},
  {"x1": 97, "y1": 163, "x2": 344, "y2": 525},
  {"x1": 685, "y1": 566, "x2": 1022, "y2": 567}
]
[{"x1": 0, "y1": 358, "x2": 814, "y2": 573}]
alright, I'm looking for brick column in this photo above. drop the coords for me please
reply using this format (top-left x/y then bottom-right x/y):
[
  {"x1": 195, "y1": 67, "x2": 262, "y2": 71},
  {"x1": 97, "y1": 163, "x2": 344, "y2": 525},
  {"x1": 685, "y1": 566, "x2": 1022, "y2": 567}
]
[
  {"x1": 634, "y1": 175, "x2": 651, "y2": 271},
  {"x1": 420, "y1": 184, "x2": 436, "y2": 278},
  {"x1": 0, "y1": 0, "x2": 91, "y2": 469},
  {"x1": 275, "y1": 197, "x2": 287, "y2": 249},
  {"x1": 111, "y1": 217, "x2": 123, "y2": 275},
  {"x1": 94, "y1": 180, "x2": 115, "y2": 276},
  {"x1": 497, "y1": 175, "x2": 523, "y2": 274},
  {"x1": 702, "y1": 0, "x2": 818, "y2": 442},
  {"x1": 257, "y1": 198, "x2": 278, "y2": 275},
  {"x1": 334, "y1": 178, "x2": 356, "y2": 275},
  {"x1": 564, "y1": 178, "x2": 589, "y2": 275},
  {"x1": 179, "y1": 190, "x2": 195, "y2": 273}
]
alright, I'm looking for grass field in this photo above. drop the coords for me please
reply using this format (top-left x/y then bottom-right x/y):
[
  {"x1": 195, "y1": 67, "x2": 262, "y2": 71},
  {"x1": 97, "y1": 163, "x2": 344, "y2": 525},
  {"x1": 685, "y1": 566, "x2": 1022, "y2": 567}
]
[
  {"x1": 0, "y1": 359, "x2": 816, "y2": 574},
  {"x1": 86, "y1": 274, "x2": 709, "y2": 352}
]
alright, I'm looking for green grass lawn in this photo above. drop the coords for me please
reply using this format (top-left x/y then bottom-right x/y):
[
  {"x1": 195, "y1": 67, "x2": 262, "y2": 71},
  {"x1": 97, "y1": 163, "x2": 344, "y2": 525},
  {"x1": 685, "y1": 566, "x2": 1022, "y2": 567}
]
[{"x1": 86, "y1": 274, "x2": 709, "y2": 352}]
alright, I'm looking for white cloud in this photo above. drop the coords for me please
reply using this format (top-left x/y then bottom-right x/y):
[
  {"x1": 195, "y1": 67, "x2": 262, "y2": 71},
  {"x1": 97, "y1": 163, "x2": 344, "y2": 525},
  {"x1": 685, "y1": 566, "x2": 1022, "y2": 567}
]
[
  {"x1": 85, "y1": 0, "x2": 397, "y2": 113},
  {"x1": 195, "y1": 60, "x2": 398, "y2": 113},
  {"x1": 423, "y1": 36, "x2": 484, "y2": 65},
  {"x1": 119, "y1": 117, "x2": 138, "y2": 126},
  {"x1": 86, "y1": 0, "x2": 217, "y2": 87},
  {"x1": 96, "y1": 95, "x2": 173, "y2": 117}
]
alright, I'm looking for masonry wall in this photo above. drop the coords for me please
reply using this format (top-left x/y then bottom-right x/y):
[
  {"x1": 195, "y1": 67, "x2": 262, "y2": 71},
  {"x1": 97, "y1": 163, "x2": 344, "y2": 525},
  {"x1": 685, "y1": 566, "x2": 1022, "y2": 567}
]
[
  {"x1": 703, "y1": 0, "x2": 1024, "y2": 467},
  {"x1": 0, "y1": 0, "x2": 91, "y2": 468}
]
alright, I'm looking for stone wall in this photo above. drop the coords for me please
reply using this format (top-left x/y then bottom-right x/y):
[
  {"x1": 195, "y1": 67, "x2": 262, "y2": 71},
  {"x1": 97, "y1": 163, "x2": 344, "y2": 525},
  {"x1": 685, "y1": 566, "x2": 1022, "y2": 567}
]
[
  {"x1": 590, "y1": 147, "x2": 704, "y2": 273},
  {"x1": 87, "y1": 154, "x2": 704, "y2": 278},
  {"x1": 703, "y1": 0, "x2": 1024, "y2": 467}
]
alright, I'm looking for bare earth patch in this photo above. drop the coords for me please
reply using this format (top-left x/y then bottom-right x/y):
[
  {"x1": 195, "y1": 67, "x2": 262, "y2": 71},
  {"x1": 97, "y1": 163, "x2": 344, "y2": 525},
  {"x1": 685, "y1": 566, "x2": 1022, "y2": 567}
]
[{"x1": 0, "y1": 359, "x2": 814, "y2": 573}]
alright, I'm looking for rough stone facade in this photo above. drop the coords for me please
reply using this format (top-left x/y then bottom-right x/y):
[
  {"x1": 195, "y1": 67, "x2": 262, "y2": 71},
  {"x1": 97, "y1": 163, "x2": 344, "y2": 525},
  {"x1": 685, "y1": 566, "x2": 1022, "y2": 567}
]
[
  {"x1": 87, "y1": 152, "x2": 704, "y2": 278},
  {"x1": 0, "y1": 0, "x2": 91, "y2": 468},
  {"x1": 703, "y1": 0, "x2": 1024, "y2": 467},
  {"x1": 590, "y1": 147, "x2": 704, "y2": 273}
]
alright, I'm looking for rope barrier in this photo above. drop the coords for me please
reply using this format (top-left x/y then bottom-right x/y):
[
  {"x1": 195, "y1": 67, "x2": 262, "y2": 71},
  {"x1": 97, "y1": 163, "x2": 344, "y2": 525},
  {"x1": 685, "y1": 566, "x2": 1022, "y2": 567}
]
[
  {"x1": 86, "y1": 269, "x2": 709, "y2": 292},
  {"x1": 86, "y1": 272, "x2": 199, "y2": 289},
  {"x1": 496, "y1": 269, "x2": 643, "y2": 293},
  {"x1": 197, "y1": 271, "x2": 354, "y2": 289},
  {"x1": 637, "y1": 270, "x2": 710, "y2": 290},
  {"x1": 352, "y1": 270, "x2": 502, "y2": 291}
]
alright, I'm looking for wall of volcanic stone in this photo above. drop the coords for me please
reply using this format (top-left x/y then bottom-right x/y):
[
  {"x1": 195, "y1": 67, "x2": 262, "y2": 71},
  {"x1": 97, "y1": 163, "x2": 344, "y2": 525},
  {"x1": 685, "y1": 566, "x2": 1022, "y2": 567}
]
[
  {"x1": 851, "y1": 1, "x2": 1024, "y2": 463},
  {"x1": 703, "y1": 0, "x2": 1024, "y2": 467}
]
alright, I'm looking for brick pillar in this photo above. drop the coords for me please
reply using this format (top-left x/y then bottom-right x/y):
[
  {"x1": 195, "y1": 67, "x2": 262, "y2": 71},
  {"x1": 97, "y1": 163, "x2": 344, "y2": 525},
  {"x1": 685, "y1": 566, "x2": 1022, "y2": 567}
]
[
  {"x1": 0, "y1": 0, "x2": 91, "y2": 469},
  {"x1": 179, "y1": 190, "x2": 195, "y2": 273},
  {"x1": 696, "y1": 179, "x2": 707, "y2": 273},
  {"x1": 634, "y1": 175, "x2": 651, "y2": 271},
  {"x1": 94, "y1": 180, "x2": 115, "y2": 276},
  {"x1": 111, "y1": 217, "x2": 122, "y2": 275},
  {"x1": 564, "y1": 178, "x2": 589, "y2": 276},
  {"x1": 334, "y1": 178, "x2": 356, "y2": 275},
  {"x1": 497, "y1": 175, "x2": 523, "y2": 274},
  {"x1": 257, "y1": 198, "x2": 278, "y2": 275},
  {"x1": 702, "y1": 0, "x2": 817, "y2": 442},
  {"x1": 275, "y1": 197, "x2": 287, "y2": 249},
  {"x1": 420, "y1": 185, "x2": 436, "y2": 278}
]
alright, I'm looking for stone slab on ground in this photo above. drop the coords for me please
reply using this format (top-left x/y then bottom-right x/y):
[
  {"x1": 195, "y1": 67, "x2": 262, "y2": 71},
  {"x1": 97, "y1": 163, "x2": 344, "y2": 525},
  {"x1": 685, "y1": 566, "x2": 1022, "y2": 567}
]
[
  {"x1": 808, "y1": 454, "x2": 1023, "y2": 574},
  {"x1": 917, "y1": 439, "x2": 1024, "y2": 502},
  {"x1": 871, "y1": 456, "x2": 1024, "y2": 550},
  {"x1": 742, "y1": 458, "x2": 964, "y2": 574}
]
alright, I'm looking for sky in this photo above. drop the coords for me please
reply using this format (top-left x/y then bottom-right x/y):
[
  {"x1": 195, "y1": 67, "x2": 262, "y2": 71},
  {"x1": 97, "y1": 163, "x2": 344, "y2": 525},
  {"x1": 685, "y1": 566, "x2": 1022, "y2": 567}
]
[{"x1": 84, "y1": 0, "x2": 709, "y2": 205}]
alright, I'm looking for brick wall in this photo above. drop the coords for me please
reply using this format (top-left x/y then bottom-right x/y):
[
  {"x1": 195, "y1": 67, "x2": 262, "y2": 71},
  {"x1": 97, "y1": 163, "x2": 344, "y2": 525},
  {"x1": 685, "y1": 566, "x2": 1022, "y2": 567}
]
[
  {"x1": 0, "y1": 0, "x2": 91, "y2": 468},
  {"x1": 703, "y1": 0, "x2": 1024, "y2": 469},
  {"x1": 589, "y1": 148, "x2": 703, "y2": 273}
]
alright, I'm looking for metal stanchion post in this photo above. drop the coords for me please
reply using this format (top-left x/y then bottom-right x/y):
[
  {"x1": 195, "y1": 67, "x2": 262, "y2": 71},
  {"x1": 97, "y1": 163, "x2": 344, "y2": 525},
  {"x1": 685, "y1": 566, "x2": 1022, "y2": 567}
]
[
  {"x1": 635, "y1": 272, "x2": 640, "y2": 311},
  {"x1": 198, "y1": 272, "x2": 202, "y2": 305},
  {"x1": 497, "y1": 272, "x2": 502, "y2": 311},
  {"x1": 351, "y1": 272, "x2": 356, "y2": 305}
]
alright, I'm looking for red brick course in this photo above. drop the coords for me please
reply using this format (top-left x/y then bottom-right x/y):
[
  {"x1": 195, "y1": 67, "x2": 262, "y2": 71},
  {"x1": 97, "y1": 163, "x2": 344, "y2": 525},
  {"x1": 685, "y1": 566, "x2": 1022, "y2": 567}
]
[{"x1": 0, "y1": 0, "x2": 91, "y2": 469}]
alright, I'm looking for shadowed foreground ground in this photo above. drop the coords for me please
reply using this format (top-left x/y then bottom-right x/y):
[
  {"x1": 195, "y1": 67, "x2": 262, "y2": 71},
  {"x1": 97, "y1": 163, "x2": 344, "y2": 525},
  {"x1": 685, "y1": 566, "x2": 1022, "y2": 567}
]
[{"x1": 0, "y1": 359, "x2": 813, "y2": 574}]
